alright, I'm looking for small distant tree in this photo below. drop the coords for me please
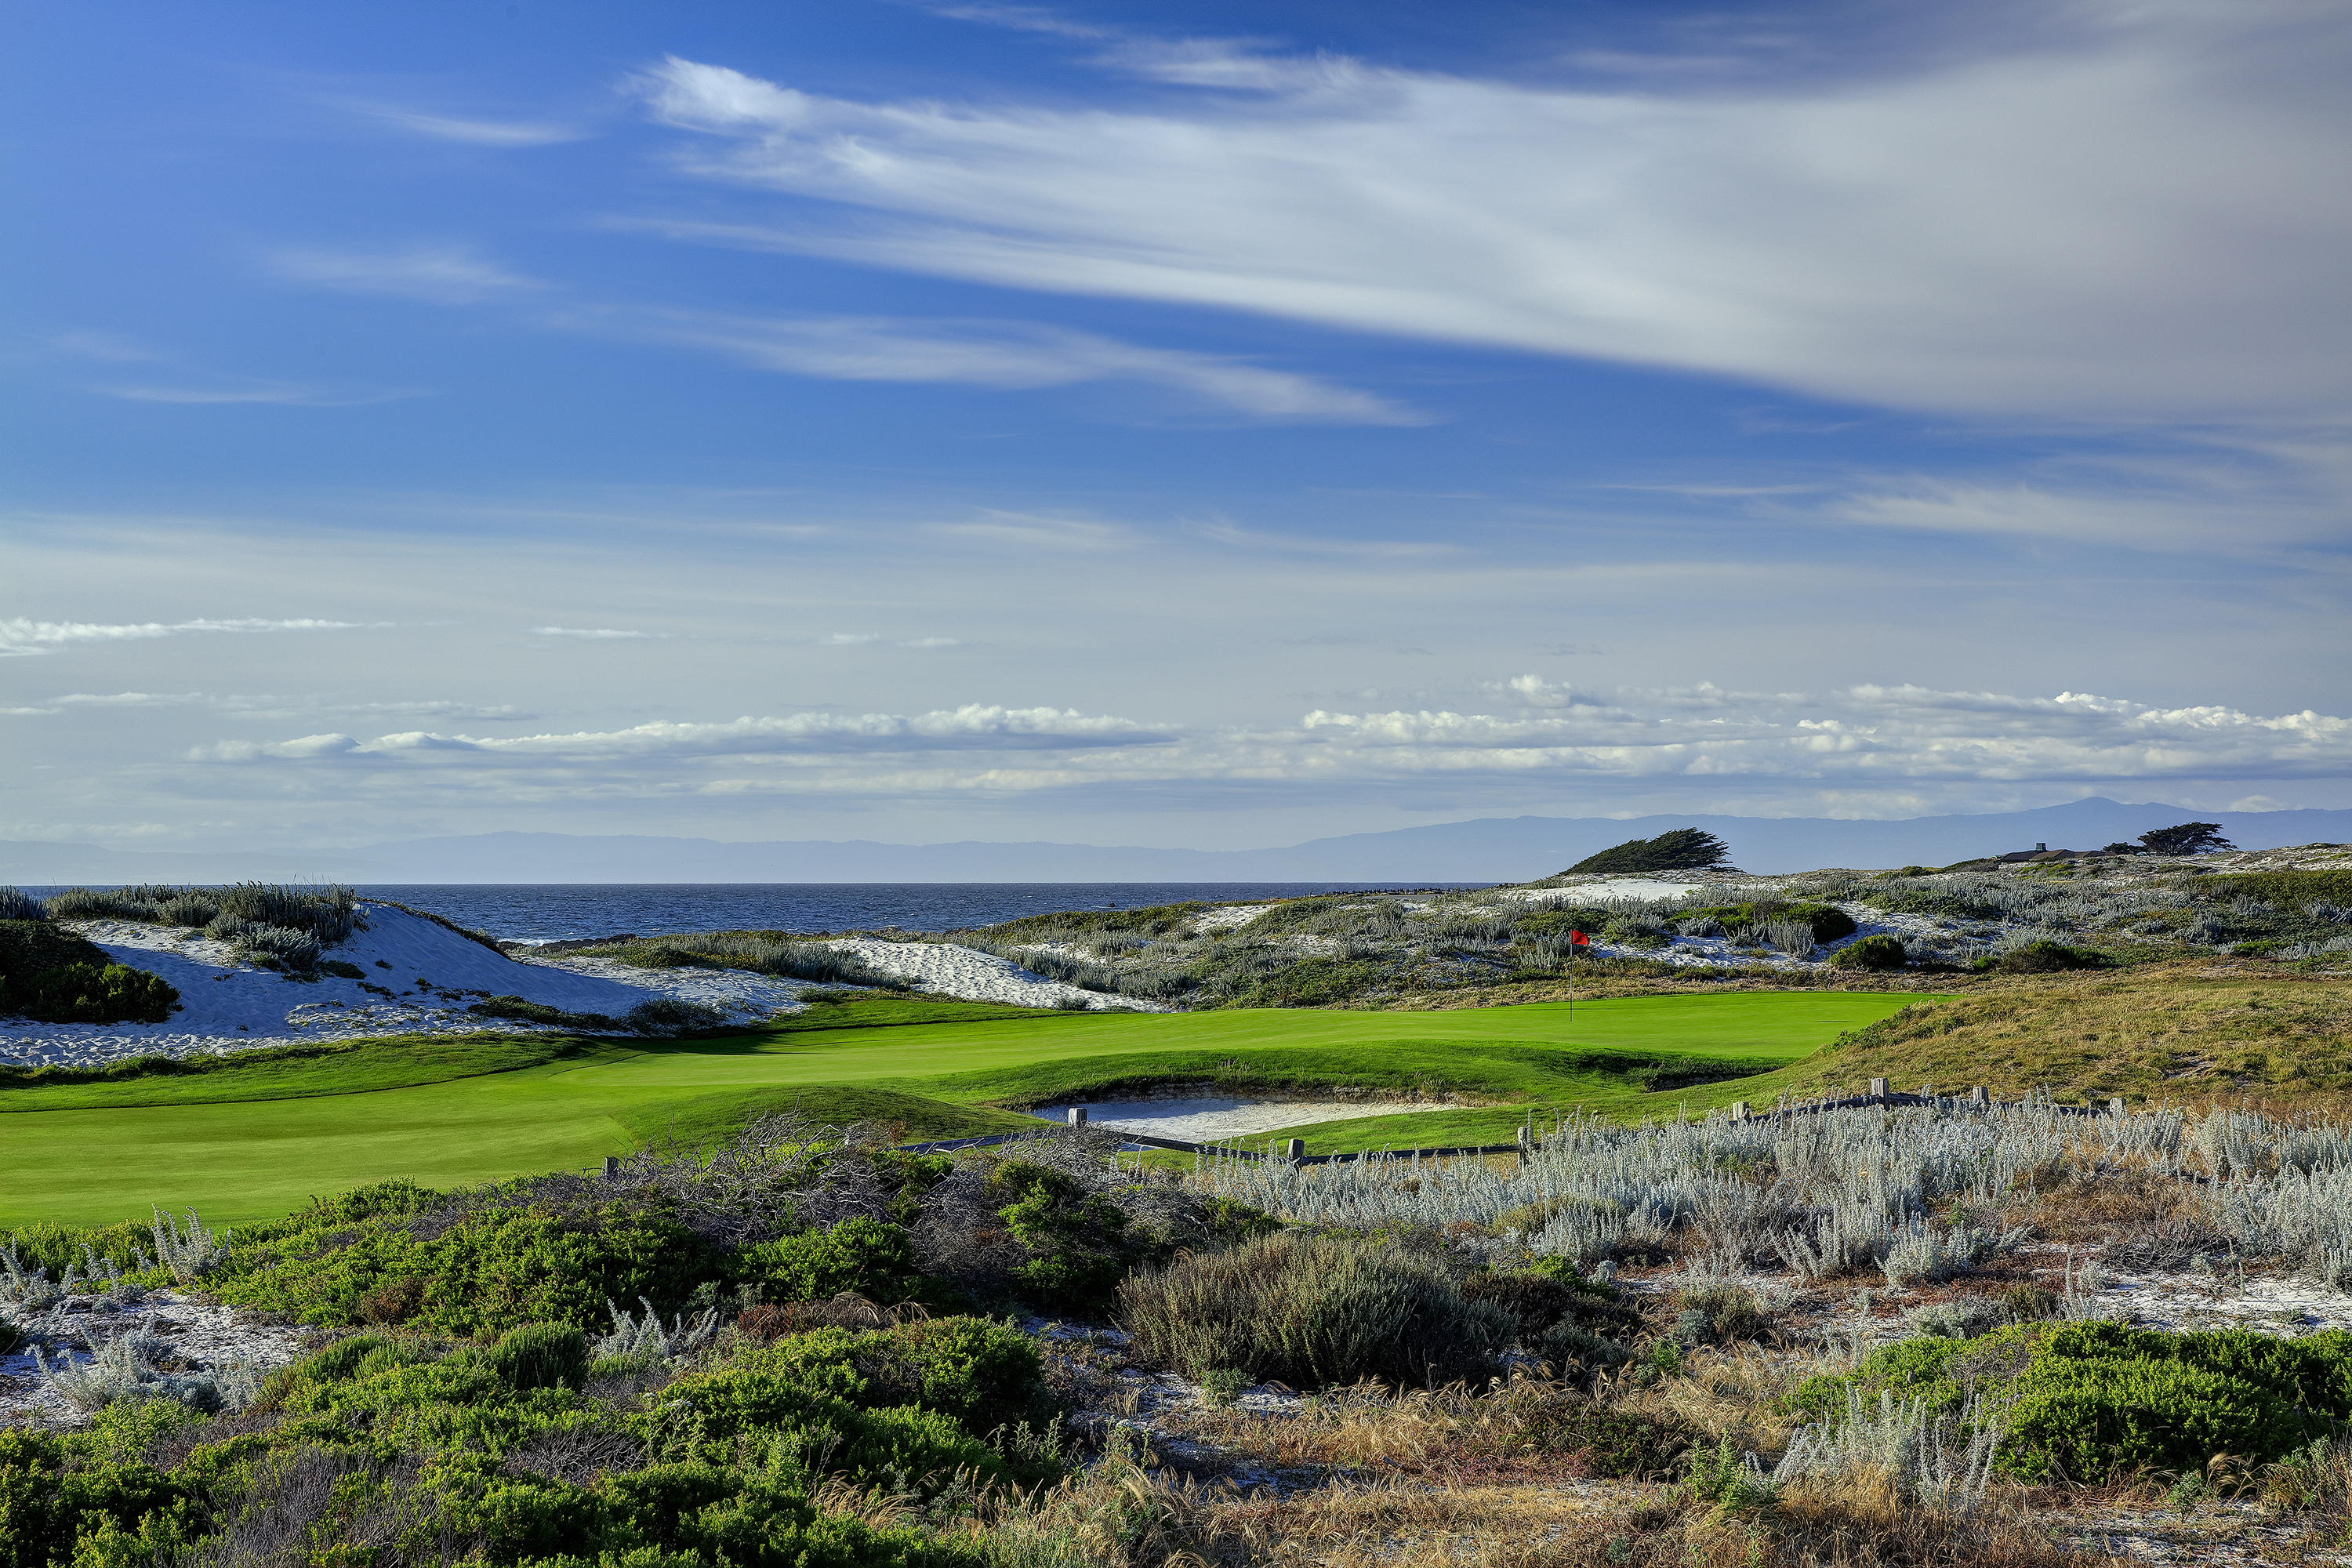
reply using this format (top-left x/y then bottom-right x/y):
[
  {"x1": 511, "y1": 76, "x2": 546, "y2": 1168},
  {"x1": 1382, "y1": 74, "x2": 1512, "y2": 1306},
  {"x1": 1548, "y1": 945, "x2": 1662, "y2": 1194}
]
[
  {"x1": 2100, "y1": 842, "x2": 2144, "y2": 855},
  {"x1": 1564, "y1": 828, "x2": 1735, "y2": 875},
  {"x1": 2139, "y1": 822, "x2": 2234, "y2": 857}
]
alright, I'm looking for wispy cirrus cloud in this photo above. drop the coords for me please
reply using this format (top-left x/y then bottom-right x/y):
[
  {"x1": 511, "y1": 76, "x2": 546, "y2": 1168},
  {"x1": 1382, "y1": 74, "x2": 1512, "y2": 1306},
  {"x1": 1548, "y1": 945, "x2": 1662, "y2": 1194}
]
[
  {"x1": 559, "y1": 306, "x2": 1425, "y2": 424},
  {"x1": 329, "y1": 97, "x2": 591, "y2": 147},
  {"x1": 633, "y1": 2, "x2": 2352, "y2": 421},
  {"x1": 271, "y1": 245, "x2": 539, "y2": 304},
  {"x1": 2, "y1": 692, "x2": 534, "y2": 721},
  {"x1": 0, "y1": 618, "x2": 379, "y2": 658}
]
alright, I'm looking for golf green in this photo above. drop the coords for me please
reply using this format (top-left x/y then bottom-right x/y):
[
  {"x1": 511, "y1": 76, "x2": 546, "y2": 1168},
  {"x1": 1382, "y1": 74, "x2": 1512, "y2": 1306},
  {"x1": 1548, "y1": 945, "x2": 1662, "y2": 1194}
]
[{"x1": 4, "y1": 991, "x2": 1922, "y2": 1226}]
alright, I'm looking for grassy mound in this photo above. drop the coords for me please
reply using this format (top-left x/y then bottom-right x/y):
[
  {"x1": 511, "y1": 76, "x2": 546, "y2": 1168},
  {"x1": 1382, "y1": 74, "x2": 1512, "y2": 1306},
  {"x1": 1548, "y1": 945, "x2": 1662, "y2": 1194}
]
[{"x1": 1772, "y1": 965, "x2": 2352, "y2": 1105}]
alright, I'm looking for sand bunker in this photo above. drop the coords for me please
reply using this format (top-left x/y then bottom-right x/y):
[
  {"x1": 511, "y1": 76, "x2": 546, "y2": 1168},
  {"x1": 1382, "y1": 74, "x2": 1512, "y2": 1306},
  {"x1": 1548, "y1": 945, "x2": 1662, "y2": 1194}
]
[{"x1": 1027, "y1": 1095, "x2": 1426, "y2": 1142}]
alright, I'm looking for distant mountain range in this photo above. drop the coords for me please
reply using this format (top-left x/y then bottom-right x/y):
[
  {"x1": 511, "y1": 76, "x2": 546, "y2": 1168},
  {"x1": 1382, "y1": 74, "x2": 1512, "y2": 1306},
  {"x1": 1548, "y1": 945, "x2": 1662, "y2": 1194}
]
[{"x1": 5, "y1": 798, "x2": 2348, "y2": 884}]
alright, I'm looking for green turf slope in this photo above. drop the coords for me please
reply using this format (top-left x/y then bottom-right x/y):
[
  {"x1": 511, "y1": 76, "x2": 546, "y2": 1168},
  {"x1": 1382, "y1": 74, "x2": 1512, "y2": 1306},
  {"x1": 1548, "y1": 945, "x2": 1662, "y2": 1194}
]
[{"x1": 0, "y1": 992, "x2": 1919, "y2": 1226}]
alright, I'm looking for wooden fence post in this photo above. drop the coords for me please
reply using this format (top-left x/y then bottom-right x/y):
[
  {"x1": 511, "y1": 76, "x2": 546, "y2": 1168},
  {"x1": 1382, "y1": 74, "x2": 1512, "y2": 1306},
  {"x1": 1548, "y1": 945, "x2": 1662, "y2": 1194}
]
[
  {"x1": 1287, "y1": 1138, "x2": 1306, "y2": 1163},
  {"x1": 1067, "y1": 1107, "x2": 1088, "y2": 1127},
  {"x1": 1868, "y1": 1078, "x2": 1889, "y2": 1101}
]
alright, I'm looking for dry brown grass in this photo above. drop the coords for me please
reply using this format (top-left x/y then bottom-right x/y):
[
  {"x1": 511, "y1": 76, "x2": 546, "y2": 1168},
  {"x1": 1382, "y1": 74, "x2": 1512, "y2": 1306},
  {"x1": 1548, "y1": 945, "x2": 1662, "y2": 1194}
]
[
  {"x1": 1607, "y1": 1343, "x2": 1843, "y2": 1460},
  {"x1": 961, "y1": 1461, "x2": 2113, "y2": 1568},
  {"x1": 1169, "y1": 1374, "x2": 1689, "y2": 1485}
]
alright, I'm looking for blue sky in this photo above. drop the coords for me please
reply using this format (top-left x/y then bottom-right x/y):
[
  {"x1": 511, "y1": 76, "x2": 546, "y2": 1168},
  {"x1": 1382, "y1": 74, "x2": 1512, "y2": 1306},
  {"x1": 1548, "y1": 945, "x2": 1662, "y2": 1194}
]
[{"x1": 5, "y1": 0, "x2": 2348, "y2": 853}]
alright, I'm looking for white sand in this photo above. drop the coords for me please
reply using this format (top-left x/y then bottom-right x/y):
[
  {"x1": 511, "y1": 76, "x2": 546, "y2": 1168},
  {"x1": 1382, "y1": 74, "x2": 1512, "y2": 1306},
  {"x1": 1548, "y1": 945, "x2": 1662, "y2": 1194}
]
[
  {"x1": 1191, "y1": 904, "x2": 1276, "y2": 930},
  {"x1": 822, "y1": 938, "x2": 1174, "y2": 1011},
  {"x1": 1, "y1": 1289, "x2": 315, "y2": 1429},
  {"x1": 0, "y1": 911, "x2": 1178, "y2": 1069},
  {"x1": 0, "y1": 904, "x2": 800, "y2": 1068},
  {"x1": 1028, "y1": 1096, "x2": 1429, "y2": 1141}
]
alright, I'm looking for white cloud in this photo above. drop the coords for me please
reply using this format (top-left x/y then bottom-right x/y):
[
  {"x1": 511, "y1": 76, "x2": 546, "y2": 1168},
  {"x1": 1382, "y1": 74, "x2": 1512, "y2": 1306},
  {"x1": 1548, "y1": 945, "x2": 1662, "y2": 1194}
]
[
  {"x1": 273, "y1": 245, "x2": 539, "y2": 304},
  {"x1": 184, "y1": 685, "x2": 2350, "y2": 805},
  {"x1": 569, "y1": 307, "x2": 1422, "y2": 423},
  {"x1": 529, "y1": 626, "x2": 672, "y2": 640},
  {"x1": 633, "y1": 6, "x2": 2352, "y2": 420},
  {"x1": 192, "y1": 706, "x2": 1163, "y2": 763},
  {"x1": 0, "y1": 618, "x2": 373, "y2": 658},
  {"x1": 332, "y1": 100, "x2": 590, "y2": 147}
]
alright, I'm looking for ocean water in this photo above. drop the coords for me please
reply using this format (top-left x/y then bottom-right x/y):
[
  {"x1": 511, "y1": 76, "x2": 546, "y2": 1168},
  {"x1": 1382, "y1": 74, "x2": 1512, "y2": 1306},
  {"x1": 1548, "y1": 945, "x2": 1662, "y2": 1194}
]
[{"x1": 345, "y1": 882, "x2": 1489, "y2": 942}]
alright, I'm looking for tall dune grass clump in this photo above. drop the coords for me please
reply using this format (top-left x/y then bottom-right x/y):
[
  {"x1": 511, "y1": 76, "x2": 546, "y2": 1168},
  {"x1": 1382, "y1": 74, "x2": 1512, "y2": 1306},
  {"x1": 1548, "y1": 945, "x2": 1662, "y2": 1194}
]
[
  {"x1": 38, "y1": 882, "x2": 358, "y2": 946},
  {"x1": 1119, "y1": 1231, "x2": 1512, "y2": 1389}
]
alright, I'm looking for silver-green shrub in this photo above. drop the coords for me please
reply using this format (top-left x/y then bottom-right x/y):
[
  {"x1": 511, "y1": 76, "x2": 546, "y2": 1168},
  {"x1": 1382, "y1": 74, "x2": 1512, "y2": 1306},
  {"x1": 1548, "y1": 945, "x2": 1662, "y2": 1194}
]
[{"x1": 152, "y1": 1207, "x2": 232, "y2": 1284}]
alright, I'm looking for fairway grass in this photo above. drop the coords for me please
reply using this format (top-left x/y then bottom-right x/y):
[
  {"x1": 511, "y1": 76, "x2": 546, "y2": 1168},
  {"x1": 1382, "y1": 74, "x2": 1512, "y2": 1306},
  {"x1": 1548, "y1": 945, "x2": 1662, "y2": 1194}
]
[{"x1": 3, "y1": 992, "x2": 1918, "y2": 1226}]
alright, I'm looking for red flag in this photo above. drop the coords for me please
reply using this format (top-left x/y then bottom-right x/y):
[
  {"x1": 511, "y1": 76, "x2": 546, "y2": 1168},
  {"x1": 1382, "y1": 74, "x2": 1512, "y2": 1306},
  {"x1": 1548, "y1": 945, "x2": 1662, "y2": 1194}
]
[{"x1": 1569, "y1": 930, "x2": 1590, "y2": 946}]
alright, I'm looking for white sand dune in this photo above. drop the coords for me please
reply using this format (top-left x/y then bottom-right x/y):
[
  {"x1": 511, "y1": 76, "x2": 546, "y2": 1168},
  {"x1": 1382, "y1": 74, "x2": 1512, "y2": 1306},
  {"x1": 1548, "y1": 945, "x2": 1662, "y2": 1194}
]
[
  {"x1": 0, "y1": 908, "x2": 1163, "y2": 1069},
  {"x1": 0, "y1": 903, "x2": 796, "y2": 1068},
  {"x1": 820, "y1": 938, "x2": 1172, "y2": 1011}
]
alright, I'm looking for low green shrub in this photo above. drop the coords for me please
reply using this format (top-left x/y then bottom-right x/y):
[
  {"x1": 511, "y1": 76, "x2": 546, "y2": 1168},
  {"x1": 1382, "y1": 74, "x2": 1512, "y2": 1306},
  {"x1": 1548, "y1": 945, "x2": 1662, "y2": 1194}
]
[
  {"x1": 746, "y1": 1317, "x2": 1056, "y2": 1443},
  {"x1": 0, "y1": 919, "x2": 111, "y2": 987},
  {"x1": 1680, "y1": 901, "x2": 1858, "y2": 943},
  {"x1": 0, "y1": 956, "x2": 181, "y2": 1023},
  {"x1": 1119, "y1": 1231, "x2": 1512, "y2": 1389},
  {"x1": 985, "y1": 1160, "x2": 1156, "y2": 1315},
  {"x1": 1973, "y1": 939, "x2": 2111, "y2": 975},
  {"x1": 739, "y1": 1218, "x2": 927, "y2": 1306},
  {"x1": 2001, "y1": 1322, "x2": 2352, "y2": 1483},
  {"x1": 470, "y1": 994, "x2": 623, "y2": 1030},
  {"x1": 209, "y1": 1201, "x2": 721, "y2": 1338},
  {"x1": 488, "y1": 1322, "x2": 591, "y2": 1391},
  {"x1": 1830, "y1": 934, "x2": 1908, "y2": 971},
  {"x1": 1791, "y1": 1320, "x2": 2352, "y2": 1483}
]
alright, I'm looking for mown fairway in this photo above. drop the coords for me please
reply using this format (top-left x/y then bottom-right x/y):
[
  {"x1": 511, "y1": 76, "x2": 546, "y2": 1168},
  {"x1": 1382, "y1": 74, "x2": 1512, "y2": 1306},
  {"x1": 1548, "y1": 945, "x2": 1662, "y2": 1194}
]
[{"x1": 3, "y1": 991, "x2": 1920, "y2": 1225}]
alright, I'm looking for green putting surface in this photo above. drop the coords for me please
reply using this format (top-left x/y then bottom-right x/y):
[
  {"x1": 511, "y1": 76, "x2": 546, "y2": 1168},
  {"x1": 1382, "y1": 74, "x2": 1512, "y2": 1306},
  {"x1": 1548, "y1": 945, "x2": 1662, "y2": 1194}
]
[{"x1": 2, "y1": 992, "x2": 1924, "y2": 1226}]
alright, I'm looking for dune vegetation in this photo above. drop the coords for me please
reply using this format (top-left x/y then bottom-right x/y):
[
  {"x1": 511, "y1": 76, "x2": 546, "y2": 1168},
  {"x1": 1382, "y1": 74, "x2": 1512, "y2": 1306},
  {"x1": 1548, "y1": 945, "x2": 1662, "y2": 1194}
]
[{"x1": 7, "y1": 850, "x2": 2352, "y2": 1566}]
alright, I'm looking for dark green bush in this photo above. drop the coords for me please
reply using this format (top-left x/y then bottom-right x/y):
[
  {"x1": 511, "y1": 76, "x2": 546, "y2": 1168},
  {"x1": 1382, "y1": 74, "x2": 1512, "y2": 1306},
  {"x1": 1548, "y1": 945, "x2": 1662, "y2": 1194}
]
[
  {"x1": 1119, "y1": 1231, "x2": 1512, "y2": 1390},
  {"x1": 738, "y1": 1218, "x2": 925, "y2": 1305},
  {"x1": 747, "y1": 1317, "x2": 1055, "y2": 1441},
  {"x1": 2000, "y1": 1322, "x2": 2352, "y2": 1483},
  {"x1": 0, "y1": 922, "x2": 182, "y2": 1025},
  {"x1": 470, "y1": 994, "x2": 623, "y2": 1030},
  {"x1": 985, "y1": 1160, "x2": 1158, "y2": 1316},
  {"x1": 1829, "y1": 934, "x2": 1908, "y2": 971},
  {"x1": 1680, "y1": 901, "x2": 1857, "y2": 942},
  {"x1": 1792, "y1": 1321, "x2": 2352, "y2": 1484},
  {"x1": 1973, "y1": 939, "x2": 2111, "y2": 975},
  {"x1": 2, "y1": 960, "x2": 180, "y2": 1023},
  {"x1": 210, "y1": 1201, "x2": 721, "y2": 1338},
  {"x1": 488, "y1": 1322, "x2": 591, "y2": 1391}
]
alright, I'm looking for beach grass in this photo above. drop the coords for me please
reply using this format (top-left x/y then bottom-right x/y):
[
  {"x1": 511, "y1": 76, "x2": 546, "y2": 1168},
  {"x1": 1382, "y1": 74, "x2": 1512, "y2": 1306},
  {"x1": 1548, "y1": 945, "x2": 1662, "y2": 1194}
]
[{"x1": 0, "y1": 990, "x2": 1910, "y2": 1225}]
